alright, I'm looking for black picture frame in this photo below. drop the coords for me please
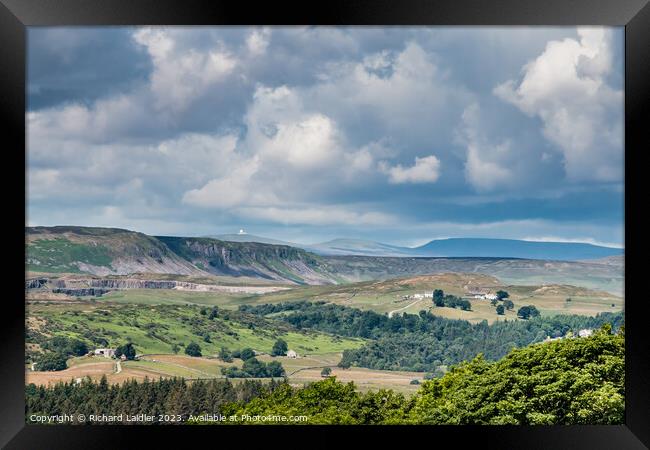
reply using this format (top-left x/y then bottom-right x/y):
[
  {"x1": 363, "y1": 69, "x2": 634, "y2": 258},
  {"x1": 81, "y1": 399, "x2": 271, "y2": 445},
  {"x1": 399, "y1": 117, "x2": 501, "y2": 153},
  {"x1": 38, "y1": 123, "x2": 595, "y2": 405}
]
[{"x1": 1, "y1": 0, "x2": 648, "y2": 448}]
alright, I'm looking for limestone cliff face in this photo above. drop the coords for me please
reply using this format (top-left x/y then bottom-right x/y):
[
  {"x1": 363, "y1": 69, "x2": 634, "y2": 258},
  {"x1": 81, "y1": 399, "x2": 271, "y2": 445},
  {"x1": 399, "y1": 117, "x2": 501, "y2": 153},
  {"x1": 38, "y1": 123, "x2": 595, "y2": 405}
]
[
  {"x1": 156, "y1": 236, "x2": 331, "y2": 284},
  {"x1": 25, "y1": 276, "x2": 290, "y2": 297},
  {"x1": 27, "y1": 277, "x2": 179, "y2": 292}
]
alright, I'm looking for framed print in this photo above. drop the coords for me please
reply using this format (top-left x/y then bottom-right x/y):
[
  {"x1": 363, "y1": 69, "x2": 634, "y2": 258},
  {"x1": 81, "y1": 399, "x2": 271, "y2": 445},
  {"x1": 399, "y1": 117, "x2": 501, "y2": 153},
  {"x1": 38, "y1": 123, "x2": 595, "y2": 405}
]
[{"x1": 1, "y1": 0, "x2": 648, "y2": 448}]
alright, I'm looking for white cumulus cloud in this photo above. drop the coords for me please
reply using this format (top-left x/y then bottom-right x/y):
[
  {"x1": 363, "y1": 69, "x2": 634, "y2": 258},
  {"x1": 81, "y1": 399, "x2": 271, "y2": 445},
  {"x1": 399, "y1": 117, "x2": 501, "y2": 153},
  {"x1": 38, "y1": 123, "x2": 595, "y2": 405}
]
[
  {"x1": 133, "y1": 27, "x2": 237, "y2": 115},
  {"x1": 380, "y1": 155, "x2": 441, "y2": 184},
  {"x1": 494, "y1": 27, "x2": 623, "y2": 182}
]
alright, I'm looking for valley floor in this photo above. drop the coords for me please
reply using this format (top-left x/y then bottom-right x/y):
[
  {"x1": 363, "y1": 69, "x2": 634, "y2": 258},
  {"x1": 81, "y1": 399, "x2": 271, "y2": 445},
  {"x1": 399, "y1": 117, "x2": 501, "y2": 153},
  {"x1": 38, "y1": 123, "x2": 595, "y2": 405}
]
[{"x1": 26, "y1": 352, "x2": 425, "y2": 394}]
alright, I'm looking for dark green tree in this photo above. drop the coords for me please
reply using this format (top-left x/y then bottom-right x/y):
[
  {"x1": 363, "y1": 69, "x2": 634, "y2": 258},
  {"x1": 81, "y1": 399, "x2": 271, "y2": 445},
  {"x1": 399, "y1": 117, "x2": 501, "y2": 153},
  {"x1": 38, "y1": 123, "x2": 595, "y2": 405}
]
[
  {"x1": 338, "y1": 358, "x2": 352, "y2": 369},
  {"x1": 185, "y1": 342, "x2": 202, "y2": 357},
  {"x1": 433, "y1": 289, "x2": 444, "y2": 306},
  {"x1": 321, "y1": 367, "x2": 332, "y2": 377},
  {"x1": 218, "y1": 347, "x2": 233, "y2": 362},
  {"x1": 503, "y1": 299, "x2": 515, "y2": 310},
  {"x1": 240, "y1": 348, "x2": 255, "y2": 361},
  {"x1": 271, "y1": 339, "x2": 288, "y2": 356},
  {"x1": 242, "y1": 357, "x2": 267, "y2": 377},
  {"x1": 115, "y1": 343, "x2": 136, "y2": 360},
  {"x1": 496, "y1": 305, "x2": 505, "y2": 315},
  {"x1": 267, "y1": 361, "x2": 286, "y2": 377},
  {"x1": 496, "y1": 290, "x2": 509, "y2": 300},
  {"x1": 68, "y1": 339, "x2": 89, "y2": 356},
  {"x1": 517, "y1": 305, "x2": 540, "y2": 320}
]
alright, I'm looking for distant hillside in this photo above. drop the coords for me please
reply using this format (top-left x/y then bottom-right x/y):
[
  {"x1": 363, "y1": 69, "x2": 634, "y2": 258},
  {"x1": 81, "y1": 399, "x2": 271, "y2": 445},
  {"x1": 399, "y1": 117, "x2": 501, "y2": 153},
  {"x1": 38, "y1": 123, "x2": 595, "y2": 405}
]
[
  {"x1": 412, "y1": 238, "x2": 622, "y2": 261},
  {"x1": 580, "y1": 255, "x2": 624, "y2": 266},
  {"x1": 26, "y1": 226, "x2": 200, "y2": 276},
  {"x1": 320, "y1": 256, "x2": 623, "y2": 295},
  {"x1": 234, "y1": 235, "x2": 622, "y2": 261},
  {"x1": 25, "y1": 227, "x2": 624, "y2": 294},
  {"x1": 307, "y1": 238, "x2": 412, "y2": 256}
]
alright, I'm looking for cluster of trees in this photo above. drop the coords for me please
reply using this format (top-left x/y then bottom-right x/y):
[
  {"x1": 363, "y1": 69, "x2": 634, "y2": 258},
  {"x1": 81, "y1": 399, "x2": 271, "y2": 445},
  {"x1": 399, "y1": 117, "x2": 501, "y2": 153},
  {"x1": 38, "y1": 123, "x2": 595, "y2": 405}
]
[
  {"x1": 35, "y1": 336, "x2": 91, "y2": 371},
  {"x1": 432, "y1": 290, "x2": 472, "y2": 311},
  {"x1": 219, "y1": 326, "x2": 625, "y2": 425},
  {"x1": 241, "y1": 301, "x2": 479, "y2": 339},
  {"x1": 221, "y1": 359, "x2": 285, "y2": 379},
  {"x1": 35, "y1": 353, "x2": 69, "y2": 371},
  {"x1": 218, "y1": 347, "x2": 251, "y2": 361},
  {"x1": 339, "y1": 310, "x2": 621, "y2": 372},
  {"x1": 26, "y1": 377, "x2": 281, "y2": 423},
  {"x1": 218, "y1": 344, "x2": 286, "y2": 378},
  {"x1": 42, "y1": 336, "x2": 89, "y2": 358},
  {"x1": 489, "y1": 290, "x2": 514, "y2": 315},
  {"x1": 517, "y1": 305, "x2": 541, "y2": 320},
  {"x1": 199, "y1": 306, "x2": 220, "y2": 320}
]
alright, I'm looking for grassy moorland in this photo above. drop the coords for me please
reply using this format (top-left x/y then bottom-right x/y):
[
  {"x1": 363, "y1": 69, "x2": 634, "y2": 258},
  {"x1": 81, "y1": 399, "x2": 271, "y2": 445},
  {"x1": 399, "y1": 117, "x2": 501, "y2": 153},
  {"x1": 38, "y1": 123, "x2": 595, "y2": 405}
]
[{"x1": 26, "y1": 303, "x2": 364, "y2": 360}]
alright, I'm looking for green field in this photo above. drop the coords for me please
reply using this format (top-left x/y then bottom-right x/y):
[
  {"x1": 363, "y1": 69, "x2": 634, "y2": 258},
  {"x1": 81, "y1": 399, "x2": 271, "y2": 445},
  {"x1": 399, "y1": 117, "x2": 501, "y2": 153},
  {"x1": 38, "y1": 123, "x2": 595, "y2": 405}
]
[
  {"x1": 27, "y1": 238, "x2": 113, "y2": 273},
  {"x1": 100, "y1": 289, "x2": 254, "y2": 307}
]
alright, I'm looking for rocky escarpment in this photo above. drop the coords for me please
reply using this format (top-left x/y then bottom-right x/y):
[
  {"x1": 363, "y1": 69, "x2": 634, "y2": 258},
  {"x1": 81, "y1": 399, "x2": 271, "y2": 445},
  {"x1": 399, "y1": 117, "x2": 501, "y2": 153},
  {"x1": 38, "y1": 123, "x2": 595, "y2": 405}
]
[
  {"x1": 25, "y1": 276, "x2": 290, "y2": 297},
  {"x1": 157, "y1": 236, "x2": 336, "y2": 284},
  {"x1": 26, "y1": 278, "x2": 49, "y2": 289}
]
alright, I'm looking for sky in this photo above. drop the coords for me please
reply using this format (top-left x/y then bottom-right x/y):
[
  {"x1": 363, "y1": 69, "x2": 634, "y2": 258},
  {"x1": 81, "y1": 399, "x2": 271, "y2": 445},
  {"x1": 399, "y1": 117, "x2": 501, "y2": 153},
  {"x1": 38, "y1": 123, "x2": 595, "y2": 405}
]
[{"x1": 26, "y1": 27, "x2": 624, "y2": 248}]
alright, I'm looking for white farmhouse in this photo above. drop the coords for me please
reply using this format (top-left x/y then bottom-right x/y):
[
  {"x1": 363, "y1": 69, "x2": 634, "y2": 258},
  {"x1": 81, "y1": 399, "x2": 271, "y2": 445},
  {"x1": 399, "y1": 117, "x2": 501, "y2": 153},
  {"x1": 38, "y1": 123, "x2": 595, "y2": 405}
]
[
  {"x1": 578, "y1": 329, "x2": 594, "y2": 338},
  {"x1": 286, "y1": 350, "x2": 298, "y2": 358},
  {"x1": 94, "y1": 348, "x2": 116, "y2": 358}
]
